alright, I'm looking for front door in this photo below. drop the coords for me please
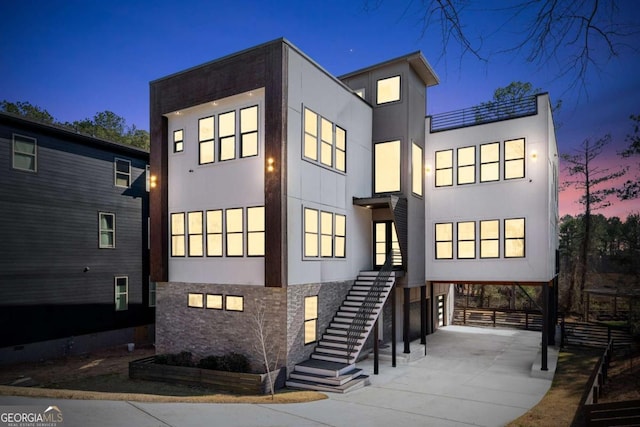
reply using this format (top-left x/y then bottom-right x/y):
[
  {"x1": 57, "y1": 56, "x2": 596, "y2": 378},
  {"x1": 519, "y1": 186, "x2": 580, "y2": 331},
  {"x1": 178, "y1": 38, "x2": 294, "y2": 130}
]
[{"x1": 373, "y1": 221, "x2": 402, "y2": 270}]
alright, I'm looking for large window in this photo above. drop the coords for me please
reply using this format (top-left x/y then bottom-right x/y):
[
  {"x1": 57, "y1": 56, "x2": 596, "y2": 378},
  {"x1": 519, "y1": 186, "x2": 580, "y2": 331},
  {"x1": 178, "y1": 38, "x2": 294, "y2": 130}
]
[
  {"x1": 115, "y1": 276, "x2": 128, "y2": 311},
  {"x1": 505, "y1": 218, "x2": 525, "y2": 258},
  {"x1": 206, "y1": 210, "x2": 223, "y2": 257},
  {"x1": 304, "y1": 208, "x2": 319, "y2": 257},
  {"x1": 480, "y1": 219, "x2": 500, "y2": 258},
  {"x1": 173, "y1": 129, "x2": 184, "y2": 153},
  {"x1": 504, "y1": 138, "x2": 525, "y2": 179},
  {"x1": 171, "y1": 213, "x2": 185, "y2": 257},
  {"x1": 99, "y1": 212, "x2": 115, "y2": 249},
  {"x1": 334, "y1": 214, "x2": 346, "y2": 258},
  {"x1": 435, "y1": 222, "x2": 453, "y2": 259},
  {"x1": 247, "y1": 206, "x2": 265, "y2": 256},
  {"x1": 480, "y1": 142, "x2": 500, "y2": 182},
  {"x1": 377, "y1": 75, "x2": 401, "y2": 104},
  {"x1": 188, "y1": 211, "x2": 204, "y2": 257},
  {"x1": 226, "y1": 208, "x2": 244, "y2": 257},
  {"x1": 457, "y1": 221, "x2": 476, "y2": 259},
  {"x1": 219, "y1": 111, "x2": 236, "y2": 161},
  {"x1": 304, "y1": 295, "x2": 318, "y2": 344},
  {"x1": 13, "y1": 134, "x2": 37, "y2": 172},
  {"x1": 374, "y1": 140, "x2": 401, "y2": 193},
  {"x1": 435, "y1": 149, "x2": 453, "y2": 187},
  {"x1": 114, "y1": 158, "x2": 131, "y2": 187},
  {"x1": 457, "y1": 146, "x2": 476, "y2": 185},
  {"x1": 320, "y1": 211, "x2": 333, "y2": 257},
  {"x1": 240, "y1": 106, "x2": 258, "y2": 158},
  {"x1": 303, "y1": 107, "x2": 346, "y2": 172},
  {"x1": 199, "y1": 116, "x2": 215, "y2": 164},
  {"x1": 412, "y1": 143, "x2": 423, "y2": 196}
]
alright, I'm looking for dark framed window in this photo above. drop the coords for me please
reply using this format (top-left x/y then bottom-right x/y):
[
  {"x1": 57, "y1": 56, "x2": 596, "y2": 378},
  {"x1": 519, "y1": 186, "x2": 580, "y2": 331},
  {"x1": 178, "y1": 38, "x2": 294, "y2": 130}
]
[
  {"x1": 240, "y1": 105, "x2": 259, "y2": 158},
  {"x1": 187, "y1": 211, "x2": 204, "y2": 257},
  {"x1": 226, "y1": 295, "x2": 244, "y2": 312},
  {"x1": 304, "y1": 207, "x2": 319, "y2": 258},
  {"x1": 219, "y1": 110, "x2": 236, "y2": 161},
  {"x1": 480, "y1": 142, "x2": 500, "y2": 182},
  {"x1": 173, "y1": 129, "x2": 184, "y2": 153},
  {"x1": 198, "y1": 116, "x2": 215, "y2": 164},
  {"x1": 99, "y1": 212, "x2": 115, "y2": 248},
  {"x1": 480, "y1": 219, "x2": 500, "y2": 258},
  {"x1": 505, "y1": 218, "x2": 525, "y2": 258},
  {"x1": 457, "y1": 221, "x2": 476, "y2": 259},
  {"x1": 13, "y1": 134, "x2": 37, "y2": 172},
  {"x1": 320, "y1": 211, "x2": 333, "y2": 257},
  {"x1": 171, "y1": 212, "x2": 185, "y2": 257},
  {"x1": 206, "y1": 294, "x2": 223, "y2": 310},
  {"x1": 206, "y1": 210, "x2": 223, "y2": 257},
  {"x1": 247, "y1": 206, "x2": 265, "y2": 257},
  {"x1": 435, "y1": 222, "x2": 453, "y2": 259},
  {"x1": 376, "y1": 75, "x2": 401, "y2": 104},
  {"x1": 304, "y1": 295, "x2": 318, "y2": 344},
  {"x1": 412, "y1": 143, "x2": 423, "y2": 196},
  {"x1": 435, "y1": 149, "x2": 453, "y2": 187},
  {"x1": 302, "y1": 107, "x2": 346, "y2": 173},
  {"x1": 226, "y1": 208, "x2": 244, "y2": 257},
  {"x1": 188, "y1": 293, "x2": 204, "y2": 308},
  {"x1": 320, "y1": 117, "x2": 333, "y2": 167},
  {"x1": 114, "y1": 158, "x2": 131, "y2": 187},
  {"x1": 504, "y1": 138, "x2": 525, "y2": 179},
  {"x1": 374, "y1": 140, "x2": 401, "y2": 193},
  {"x1": 335, "y1": 214, "x2": 346, "y2": 258},
  {"x1": 335, "y1": 126, "x2": 346, "y2": 172},
  {"x1": 457, "y1": 146, "x2": 476, "y2": 185}
]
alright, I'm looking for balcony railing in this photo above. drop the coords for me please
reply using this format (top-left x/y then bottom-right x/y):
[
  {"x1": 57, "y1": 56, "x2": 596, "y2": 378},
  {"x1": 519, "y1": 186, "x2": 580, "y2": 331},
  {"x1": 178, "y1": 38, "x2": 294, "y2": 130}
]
[{"x1": 429, "y1": 94, "x2": 539, "y2": 132}]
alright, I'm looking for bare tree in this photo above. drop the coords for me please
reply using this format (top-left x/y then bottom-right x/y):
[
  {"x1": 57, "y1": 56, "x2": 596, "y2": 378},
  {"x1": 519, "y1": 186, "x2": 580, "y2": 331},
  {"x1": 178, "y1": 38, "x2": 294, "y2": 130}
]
[
  {"x1": 365, "y1": 0, "x2": 639, "y2": 91},
  {"x1": 561, "y1": 135, "x2": 626, "y2": 316},
  {"x1": 618, "y1": 114, "x2": 640, "y2": 200},
  {"x1": 252, "y1": 303, "x2": 281, "y2": 399}
]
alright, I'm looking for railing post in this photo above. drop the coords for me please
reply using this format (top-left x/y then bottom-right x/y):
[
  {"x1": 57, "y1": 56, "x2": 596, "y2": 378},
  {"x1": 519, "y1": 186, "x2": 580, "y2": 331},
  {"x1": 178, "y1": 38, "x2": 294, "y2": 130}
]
[
  {"x1": 463, "y1": 307, "x2": 466, "y2": 325},
  {"x1": 525, "y1": 311, "x2": 529, "y2": 329},
  {"x1": 492, "y1": 309, "x2": 496, "y2": 327},
  {"x1": 561, "y1": 315, "x2": 565, "y2": 348}
]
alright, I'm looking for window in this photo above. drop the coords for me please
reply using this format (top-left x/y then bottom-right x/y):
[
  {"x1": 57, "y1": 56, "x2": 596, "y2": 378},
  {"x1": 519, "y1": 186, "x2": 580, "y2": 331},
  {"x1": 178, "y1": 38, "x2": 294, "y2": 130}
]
[
  {"x1": 335, "y1": 214, "x2": 346, "y2": 258},
  {"x1": 99, "y1": 212, "x2": 115, "y2": 248},
  {"x1": 206, "y1": 294, "x2": 223, "y2": 310},
  {"x1": 303, "y1": 108, "x2": 318, "y2": 161},
  {"x1": 304, "y1": 208, "x2": 319, "y2": 257},
  {"x1": 435, "y1": 222, "x2": 453, "y2": 259},
  {"x1": 435, "y1": 149, "x2": 453, "y2": 187},
  {"x1": 480, "y1": 219, "x2": 500, "y2": 258},
  {"x1": 480, "y1": 142, "x2": 500, "y2": 182},
  {"x1": 320, "y1": 117, "x2": 333, "y2": 167},
  {"x1": 505, "y1": 218, "x2": 525, "y2": 258},
  {"x1": 188, "y1": 211, "x2": 204, "y2": 257},
  {"x1": 240, "y1": 106, "x2": 258, "y2": 158},
  {"x1": 199, "y1": 116, "x2": 215, "y2": 164},
  {"x1": 114, "y1": 158, "x2": 131, "y2": 187},
  {"x1": 457, "y1": 221, "x2": 476, "y2": 259},
  {"x1": 219, "y1": 111, "x2": 236, "y2": 161},
  {"x1": 377, "y1": 75, "x2": 401, "y2": 104},
  {"x1": 13, "y1": 134, "x2": 36, "y2": 172},
  {"x1": 374, "y1": 140, "x2": 401, "y2": 193},
  {"x1": 505, "y1": 138, "x2": 525, "y2": 179},
  {"x1": 320, "y1": 211, "x2": 333, "y2": 257},
  {"x1": 115, "y1": 276, "x2": 128, "y2": 311},
  {"x1": 226, "y1": 295, "x2": 244, "y2": 312},
  {"x1": 171, "y1": 213, "x2": 185, "y2": 257},
  {"x1": 226, "y1": 208, "x2": 244, "y2": 256},
  {"x1": 188, "y1": 293, "x2": 204, "y2": 308},
  {"x1": 304, "y1": 296, "x2": 318, "y2": 344},
  {"x1": 206, "y1": 210, "x2": 223, "y2": 257},
  {"x1": 457, "y1": 146, "x2": 476, "y2": 185},
  {"x1": 412, "y1": 143, "x2": 423, "y2": 196},
  {"x1": 335, "y1": 126, "x2": 346, "y2": 172},
  {"x1": 148, "y1": 279, "x2": 156, "y2": 307},
  {"x1": 173, "y1": 129, "x2": 184, "y2": 153},
  {"x1": 247, "y1": 206, "x2": 265, "y2": 256}
]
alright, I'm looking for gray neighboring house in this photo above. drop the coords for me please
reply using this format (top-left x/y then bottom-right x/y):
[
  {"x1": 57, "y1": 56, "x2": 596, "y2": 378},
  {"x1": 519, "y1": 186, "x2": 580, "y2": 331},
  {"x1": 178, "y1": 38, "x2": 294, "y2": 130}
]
[{"x1": 0, "y1": 112, "x2": 154, "y2": 364}]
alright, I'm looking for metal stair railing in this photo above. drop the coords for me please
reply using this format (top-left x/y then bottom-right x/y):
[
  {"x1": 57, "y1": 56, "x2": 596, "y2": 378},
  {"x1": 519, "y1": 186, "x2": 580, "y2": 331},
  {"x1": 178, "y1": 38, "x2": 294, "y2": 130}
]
[{"x1": 344, "y1": 250, "x2": 399, "y2": 363}]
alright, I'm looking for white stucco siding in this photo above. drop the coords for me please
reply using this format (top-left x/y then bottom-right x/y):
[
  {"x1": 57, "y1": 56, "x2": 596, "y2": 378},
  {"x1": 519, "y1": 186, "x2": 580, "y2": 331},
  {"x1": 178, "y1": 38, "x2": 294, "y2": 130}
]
[
  {"x1": 425, "y1": 95, "x2": 557, "y2": 283},
  {"x1": 286, "y1": 49, "x2": 373, "y2": 285},
  {"x1": 166, "y1": 89, "x2": 266, "y2": 285}
]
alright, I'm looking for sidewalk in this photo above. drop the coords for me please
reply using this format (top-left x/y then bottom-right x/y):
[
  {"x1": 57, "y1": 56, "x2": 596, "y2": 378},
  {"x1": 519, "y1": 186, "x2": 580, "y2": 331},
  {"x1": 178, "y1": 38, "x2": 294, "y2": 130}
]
[{"x1": 0, "y1": 325, "x2": 557, "y2": 427}]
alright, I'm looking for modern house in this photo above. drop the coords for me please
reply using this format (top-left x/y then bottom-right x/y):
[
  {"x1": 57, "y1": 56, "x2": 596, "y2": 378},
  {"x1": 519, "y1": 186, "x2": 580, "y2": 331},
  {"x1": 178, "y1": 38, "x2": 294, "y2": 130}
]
[
  {"x1": 0, "y1": 112, "x2": 154, "y2": 364},
  {"x1": 149, "y1": 38, "x2": 558, "y2": 392}
]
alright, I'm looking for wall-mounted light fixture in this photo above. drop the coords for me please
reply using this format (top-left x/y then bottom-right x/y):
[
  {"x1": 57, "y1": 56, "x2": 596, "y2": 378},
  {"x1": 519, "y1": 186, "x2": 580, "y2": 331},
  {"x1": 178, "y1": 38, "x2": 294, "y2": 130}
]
[
  {"x1": 150, "y1": 174, "x2": 158, "y2": 188},
  {"x1": 267, "y1": 158, "x2": 275, "y2": 172},
  {"x1": 531, "y1": 150, "x2": 538, "y2": 161},
  {"x1": 425, "y1": 165, "x2": 432, "y2": 175}
]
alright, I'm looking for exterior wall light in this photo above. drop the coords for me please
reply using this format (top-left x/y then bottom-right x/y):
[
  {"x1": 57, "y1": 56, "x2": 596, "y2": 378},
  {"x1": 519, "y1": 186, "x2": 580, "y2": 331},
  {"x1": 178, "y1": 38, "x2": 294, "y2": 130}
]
[
  {"x1": 425, "y1": 165, "x2": 432, "y2": 174},
  {"x1": 531, "y1": 150, "x2": 538, "y2": 161},
  {"x1": 267, "y1": 158, "x2": 275, "y2": 172},
  {"x1": 150, "y1": 175, "x2": 158, "y2": 188}
]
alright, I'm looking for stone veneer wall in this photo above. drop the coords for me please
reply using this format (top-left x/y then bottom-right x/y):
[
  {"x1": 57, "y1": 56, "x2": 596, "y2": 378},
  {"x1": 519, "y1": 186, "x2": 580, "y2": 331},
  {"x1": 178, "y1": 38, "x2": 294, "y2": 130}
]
[
  {"x1": 286, "y1": 280, "x2": 353, "y2": 374},
  {"x1": 156, "y1": 282, "x2": 287, "y2": 373}
]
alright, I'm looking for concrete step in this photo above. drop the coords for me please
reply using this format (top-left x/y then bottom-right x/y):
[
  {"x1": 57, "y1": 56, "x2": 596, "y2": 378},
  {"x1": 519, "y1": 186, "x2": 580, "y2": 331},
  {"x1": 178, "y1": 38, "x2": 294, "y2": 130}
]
[
  {"x1": 288, "y1": 368, "x2": 363, "y2": 386},
  {"x1": 311, "y1": 352, "x2": 355, "y2": 364},
  {"x1": 292, "y1": 359, "x2": 355, "y2": 377},
  {"x1": 314, "y1": 346, "x2": 352, "y2": 357},
  {"x1": 322, "y1": 334, "x2": 365, "y2": 343},
  {"x1": 285, "y1": 374, "x2": 369, "y2": 394}
]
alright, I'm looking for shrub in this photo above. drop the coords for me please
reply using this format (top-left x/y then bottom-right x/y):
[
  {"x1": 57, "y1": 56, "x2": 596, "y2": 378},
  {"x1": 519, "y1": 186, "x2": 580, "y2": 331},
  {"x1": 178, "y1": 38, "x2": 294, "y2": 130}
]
[
  {"x1": 155, "y1": 351, "x2": 194, "y2": 367},
  {"x1": 197, "y1": 355, "x2": 221, "y2": 370},
  {"x1": 220, "y1": 352, "x2": 251, "y2": 373}
]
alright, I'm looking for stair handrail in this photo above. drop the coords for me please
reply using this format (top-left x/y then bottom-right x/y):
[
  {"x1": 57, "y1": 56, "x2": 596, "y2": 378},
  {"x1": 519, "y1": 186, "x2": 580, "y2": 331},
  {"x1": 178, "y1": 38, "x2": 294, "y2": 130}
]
[{"x1": 344, "y1": 250, "x2": 399, "y2": 363}]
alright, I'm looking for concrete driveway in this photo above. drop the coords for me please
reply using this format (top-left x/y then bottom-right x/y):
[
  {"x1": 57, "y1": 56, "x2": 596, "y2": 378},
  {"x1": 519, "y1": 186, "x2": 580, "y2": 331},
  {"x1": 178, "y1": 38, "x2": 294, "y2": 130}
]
[{"x1": 0, "y1": 325, "x2": 557, "y2": 427}]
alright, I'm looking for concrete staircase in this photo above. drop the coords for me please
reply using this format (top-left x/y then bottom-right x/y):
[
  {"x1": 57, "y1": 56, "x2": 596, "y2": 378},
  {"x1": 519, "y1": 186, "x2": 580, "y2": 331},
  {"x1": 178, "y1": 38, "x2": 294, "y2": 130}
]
[{"x1": 286, "y1": 271, "x2": 396, "y2": 393}]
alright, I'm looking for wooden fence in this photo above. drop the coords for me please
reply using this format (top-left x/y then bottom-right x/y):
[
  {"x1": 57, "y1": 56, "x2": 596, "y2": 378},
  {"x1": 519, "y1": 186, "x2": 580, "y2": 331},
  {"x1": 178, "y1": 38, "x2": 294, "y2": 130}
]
[
  {"x1": 561, "y1": 320, "x2": 633, "y2": 351},
  {"x1": 453, "y1": 307, "x2": 543, "y2": 331}
]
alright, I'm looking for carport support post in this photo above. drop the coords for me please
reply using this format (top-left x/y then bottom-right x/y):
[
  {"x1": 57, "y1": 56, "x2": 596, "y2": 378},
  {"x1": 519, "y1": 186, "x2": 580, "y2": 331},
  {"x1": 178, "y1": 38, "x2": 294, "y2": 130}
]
[
  {"x1": 542, "y1": 280, "x2": 549, "y2": 371},
  {"x1": 374, "y1": 319, "x2": 379, "y2": 375},
  {"x1": 420, "y1": 285, "x2": 427, "y2": 343},
  {"x1": 391, "y1": 285, "x2": 397, "y2": 367},
  {"x1": 403, "y1": 287, "x2": 411, "y2": 354}
]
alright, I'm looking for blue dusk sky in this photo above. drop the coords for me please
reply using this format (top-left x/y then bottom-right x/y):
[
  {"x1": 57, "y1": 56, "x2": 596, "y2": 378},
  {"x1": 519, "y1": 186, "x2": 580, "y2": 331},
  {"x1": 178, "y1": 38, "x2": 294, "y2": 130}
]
[{"x1": 1, "y1": 0, "x2": 639, "y2": 217}]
